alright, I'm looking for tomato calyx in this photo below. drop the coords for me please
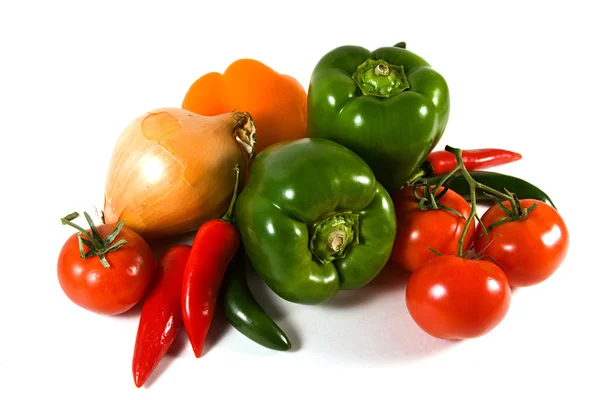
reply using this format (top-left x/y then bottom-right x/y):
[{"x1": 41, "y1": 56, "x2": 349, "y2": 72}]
[
  {"x1": 60, "y1": 211, "x2": 128, "y2": 268},
  {"x1": 412, "y1": 182, "x2": 466, "y2": 220},
  {"x1": 468, "y1": 235, "x2": 507, "y2": 270},
  {"x1": 418, "y1": 145, "x2": 538, "y2": 258},
  {"x1": 481, "y1": 192, "x2": 538, "y2": 233}
]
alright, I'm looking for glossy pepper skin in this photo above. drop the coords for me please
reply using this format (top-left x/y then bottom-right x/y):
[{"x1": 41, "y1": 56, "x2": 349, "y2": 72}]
[
  {"x1": 182, "y1": 58, "x2": 307, "y2": 154},
  {"x1": 132, "y1": 245, "x2": 190, "y2": 388},
  {"x1": 424, "y1": 148, "x2": 522, "y2": 176},
  {"x1": 222, "y1": 247, "x2": 291, "y2": 351},
  {"x1": 234, "y1": 138, "x2": 397, "y2": 305},
  {"x1": 307, "y1": 43, "x2": 450, "y2": 192},
  {"x1": 181, "y1": 164, "x2": 241, "y2": 358}
]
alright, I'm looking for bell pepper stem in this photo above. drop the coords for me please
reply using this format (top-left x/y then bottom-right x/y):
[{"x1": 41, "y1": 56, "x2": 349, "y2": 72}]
[
  {"x1": 352, "y1": 59, "x2": 410, "y2": 98},
  {"x1": 310, "y1": 212, "x2": 360, "y2": 264}
]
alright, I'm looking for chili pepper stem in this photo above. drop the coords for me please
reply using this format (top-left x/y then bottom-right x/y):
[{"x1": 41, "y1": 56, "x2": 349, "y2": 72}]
[
  {"x1": 406, "y1": 168, "x2": 427, "y2": 186},
  {"x1": 221, "y1": 164, "x2": 241, "y2": 223}
]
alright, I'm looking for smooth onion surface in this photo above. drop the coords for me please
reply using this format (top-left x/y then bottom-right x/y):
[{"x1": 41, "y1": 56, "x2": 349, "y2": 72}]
[{"x1": 103, "y1": 108, "x2": 254, "y2": 239}]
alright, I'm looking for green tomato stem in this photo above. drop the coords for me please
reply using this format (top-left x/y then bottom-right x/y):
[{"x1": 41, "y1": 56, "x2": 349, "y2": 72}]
[
  {"x1": 60, "y1": 211, "x2": 128, "y2": 268},
  {"x1": 444, "y1": 146, "x2": 527, "y2": 257},
  {"x1": 442, "y1": 147, "x2": 477, "y2": 257},
  {"x1": 431, "y1": 165, "x2": 461, "y2": 188},
  {"x1": 61, "y1": 212, "x2": 104, "y2": 249},
  {"x1": 445, "y1": 145, "x2": 524, "y2": 217}
]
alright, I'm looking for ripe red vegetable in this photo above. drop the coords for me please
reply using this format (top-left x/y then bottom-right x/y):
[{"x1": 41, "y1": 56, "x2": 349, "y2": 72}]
[
  {"x1": 406, "y1": 255, "x2": 511, "y2": 340},
  {"x1": 390, "y1": 185, "x2": 476, "y2": 272},
  {"x1": 57, "y1": 212, "x2": 155, "y2": 316},
  {"x1": 425, "y1": 148, "x2": 522, "y2": 176},
  {"x1": 474, "y1": 199, "x2": 569, "y2": 287},
  {"x1": 181, "y1": 164, "x2": 241, "y2": 357},
  {"x1": 132, "y1": 245, "x2": 191, "y2": 388}
]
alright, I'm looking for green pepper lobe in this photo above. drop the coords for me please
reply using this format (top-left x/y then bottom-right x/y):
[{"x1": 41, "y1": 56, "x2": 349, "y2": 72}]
[
  {"x1": 233, "y1": 138, "x2": 397, "y2": 305},
  {"x1": 307, "y1": 44, "x2": 450, "y2": 193}
]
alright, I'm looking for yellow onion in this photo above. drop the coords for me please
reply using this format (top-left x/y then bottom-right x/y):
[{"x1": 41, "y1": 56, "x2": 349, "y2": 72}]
[{"x1": 103, "y1": 108, "x2": 256, "y2": 239}]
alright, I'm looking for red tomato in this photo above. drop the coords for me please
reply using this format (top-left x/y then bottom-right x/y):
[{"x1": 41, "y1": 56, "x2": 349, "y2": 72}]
[
  {"x1": 406, "y1": 255, "x2": 511, "y2": 340},
  {"x1": 474, "y1": 199, "x2": 569, "y2": 287},
  {"x1": 57, "y1": 223, "x2": 156, "y2": 315},
  {"x1": 391, "y1": 185, "x2": 476, "y2": 272}
]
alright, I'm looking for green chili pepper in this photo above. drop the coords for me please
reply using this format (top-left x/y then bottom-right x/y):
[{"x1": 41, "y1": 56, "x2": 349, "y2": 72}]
[
  {"x1": 426, "y1": 171, "x2": 556, "y2": 209},
  {"x1": 234, "y1": 138, "x2": 397, "y2": 305},
  {"x1": 306, "y1": 42, "x2": 450, "y2": 193},
  {"x1": 222, "y1": 247, "x2": 291, "y2": 351}
]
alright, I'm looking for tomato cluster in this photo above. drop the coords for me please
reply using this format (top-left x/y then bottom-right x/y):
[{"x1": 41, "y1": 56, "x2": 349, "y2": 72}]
[{"x1": 391, "y1": 185, "x2": 569, "y2": 340}]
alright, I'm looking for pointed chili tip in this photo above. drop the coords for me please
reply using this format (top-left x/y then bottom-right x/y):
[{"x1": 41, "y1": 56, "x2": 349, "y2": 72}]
[
  {"x1": 133, "y1": 370, "x2": 146, "y2": 388},
  {"x1": 192, "y1": 346, "x2": 203, "y2": 358},
  {"x1": 280, "y1": 337, "x2": 292, "y2": 351}
]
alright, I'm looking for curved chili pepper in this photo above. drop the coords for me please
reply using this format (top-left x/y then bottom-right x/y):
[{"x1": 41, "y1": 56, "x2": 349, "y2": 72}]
[
  {"x1": 132, "y1": 245, "x2": 191, "y2": 388},
  {"x1": 181, "y1": 164, "x2": 241, "y2": 358},
  {"x1": 425, "y1": 148, "x2": 522, "y2": 176},
  {"x1": 222, "y1": 247, "x2": 291, "y2": 351},
  {"x1": 426, "y1": 171, "x2": 556, "y2": 209}
]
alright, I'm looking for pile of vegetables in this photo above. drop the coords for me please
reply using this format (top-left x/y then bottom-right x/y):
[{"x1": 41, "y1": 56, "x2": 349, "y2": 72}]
[{"x1": 56, "y1": 42, "x2": 569, "y2": 387}]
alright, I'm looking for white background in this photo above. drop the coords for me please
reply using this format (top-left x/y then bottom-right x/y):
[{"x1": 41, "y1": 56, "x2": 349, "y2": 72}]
[{"x1": 1, "y1": 1, "x2": 598, "y2": 399}]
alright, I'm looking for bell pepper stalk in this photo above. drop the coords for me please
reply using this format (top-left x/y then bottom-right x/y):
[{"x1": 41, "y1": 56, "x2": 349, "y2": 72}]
[{"x1": 233, "y1": 138, "x2": 397, "y2": 305}]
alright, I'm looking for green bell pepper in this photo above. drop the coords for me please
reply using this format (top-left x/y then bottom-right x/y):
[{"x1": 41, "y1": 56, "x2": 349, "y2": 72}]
[
  {"x1": 307, "y1": 42, "x2": 450, "y2": 193},
  {"x1": 234, "y1": 138, "x2": 397, "y2": 305}
]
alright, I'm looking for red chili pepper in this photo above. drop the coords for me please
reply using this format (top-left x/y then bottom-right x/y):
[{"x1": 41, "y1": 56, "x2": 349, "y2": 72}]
[
  {"x1": 132, "y1": 245, "x2": 191, "y2": 388},
  {"x1": 181, "y1": 163, "x2": 241, "y2": 358},
  {"x1": 425, "y1": 148, "x2": 522, "y2": 176}
]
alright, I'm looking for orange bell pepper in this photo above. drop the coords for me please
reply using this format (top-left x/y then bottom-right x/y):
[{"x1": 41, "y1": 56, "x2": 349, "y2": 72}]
[{"x1": 182, "y1": 59, "x2": 307, "y2": 154}]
